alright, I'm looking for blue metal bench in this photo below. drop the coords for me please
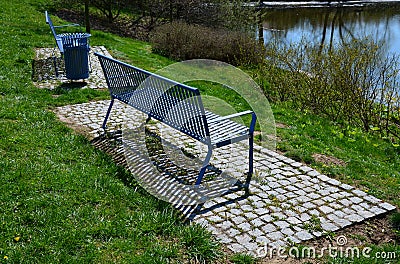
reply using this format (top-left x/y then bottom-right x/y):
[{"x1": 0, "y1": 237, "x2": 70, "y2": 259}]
[
  {"x1": 95, "y1": 53, "x2": 257, "y2": 192},
  {"x1": 45, "y1": 11, "x2": 80, "y2": 54}
]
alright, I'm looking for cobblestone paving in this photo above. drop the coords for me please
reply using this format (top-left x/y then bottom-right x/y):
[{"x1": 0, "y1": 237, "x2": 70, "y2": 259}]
[
  {"x1": 54, "y1": 100, "x2": 397, "y2": 256},
  {"x1": 33, "y1": 46, "x2": 111, "y2": 89},
  {"x1": 46, "y1": 45, "x2": 397, "y2": 256}
]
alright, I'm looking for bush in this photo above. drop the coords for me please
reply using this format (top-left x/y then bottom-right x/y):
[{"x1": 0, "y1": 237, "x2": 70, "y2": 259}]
[
  {"x1": 150, "y1": 21, "x2": 265, "y2": 66},
  {"x1": 259, "y1": 38, "x2": 400, "y2": 141}
]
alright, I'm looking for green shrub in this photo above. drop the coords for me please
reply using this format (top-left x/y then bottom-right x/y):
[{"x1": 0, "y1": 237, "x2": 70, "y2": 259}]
[
  {"x1": 260, "y1": 38, "x2": 400, "y2": 141},
  {"x1": 150, "y1": 21, "x2": 265, "y2": 66}
]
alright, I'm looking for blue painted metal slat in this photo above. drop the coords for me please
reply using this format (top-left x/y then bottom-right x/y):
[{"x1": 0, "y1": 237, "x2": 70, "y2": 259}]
[{"x1": 95, "y1": 52, "x2": 256, "y2": 190}]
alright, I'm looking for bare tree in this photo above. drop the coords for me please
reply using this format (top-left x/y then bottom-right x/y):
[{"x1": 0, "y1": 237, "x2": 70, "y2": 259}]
[{"x1": 91, "y1": 0, "x2": 123, "y2": 23}]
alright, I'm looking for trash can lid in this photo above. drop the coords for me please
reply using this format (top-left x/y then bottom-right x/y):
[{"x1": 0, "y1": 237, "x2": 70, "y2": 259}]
[
  {"x1": 61, "y1": 32, "x2": 91, "y2": 47},
  {"x1": 60, "y1": 32, "x2": 91, "y2": 39}
]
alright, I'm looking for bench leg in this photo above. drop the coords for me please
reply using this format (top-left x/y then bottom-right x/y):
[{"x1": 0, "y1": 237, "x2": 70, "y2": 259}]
[
  {"x1": 102, "y1": 98, "x2": 114, "y2": 130},
  {"x1": 53, "y1": 56, "x2": 58, "y2": 78},
  {"x1": 51, "y1": 48, "x2": 59, "y2": 78},
  {"x1": 195, "y1": 146, "x2": 213, "y2": 185},
  {"x1": 245, "y1": 133, "x2": 254, "y2": 195}
]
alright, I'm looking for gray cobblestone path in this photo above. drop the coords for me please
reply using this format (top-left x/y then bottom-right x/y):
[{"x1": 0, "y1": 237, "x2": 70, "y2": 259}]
[
  {"x1": 46, "y1": 47, "x2": 397, "y2": 256},
  {"x1": 54, "y1": 100, "x2": 396, "y2": 256}
]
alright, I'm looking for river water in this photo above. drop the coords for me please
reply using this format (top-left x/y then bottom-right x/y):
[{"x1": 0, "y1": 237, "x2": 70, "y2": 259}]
[{"x1": 260, "y1": 3, "x2": 400, "y2": 56}]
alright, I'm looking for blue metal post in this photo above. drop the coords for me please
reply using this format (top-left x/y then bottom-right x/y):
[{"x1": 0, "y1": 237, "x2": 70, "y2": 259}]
[
  {"x1": 245, "y1": 112, "x2": 257, "y2": 192},
  {"x1": 195, "y1": 144, "x2": 213, "y2": 185},
  {"x1": 102, "y1": 98, "x2": 114, "y2": 129}
]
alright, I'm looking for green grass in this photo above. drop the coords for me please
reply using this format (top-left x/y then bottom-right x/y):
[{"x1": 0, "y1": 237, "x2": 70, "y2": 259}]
[
  {"x1": 272, "y1": 104, "x2": 400, "y2": 208},
  {"x1": 90, "y1": 30, "x2": 173, "y2": 72},
  {"x1": 230, "y1": 253, "x2": 257, "y2": 264},
  {"x1": 0, "y1": 1, "x2": 399, "y2": 263},
  {"x1": 0, "y1": 1, "x2": 220, "y2": 263}
]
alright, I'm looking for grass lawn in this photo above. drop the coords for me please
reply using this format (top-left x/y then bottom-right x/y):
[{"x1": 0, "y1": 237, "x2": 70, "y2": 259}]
[
  {"x1": 0, "y1": 1, "x2": 221, "y2": 263},
  {"x1": 0, "y1": 0, "x2": 398, "y2": 263}
]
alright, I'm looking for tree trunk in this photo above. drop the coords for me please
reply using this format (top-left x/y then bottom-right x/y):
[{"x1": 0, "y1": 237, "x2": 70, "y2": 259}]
[
  {"x1": 85, "y1": 0, "x2": 91, "y2": 33},
  {"x1": 257, "y1": 1, "x2": 264, "y2": 44}
]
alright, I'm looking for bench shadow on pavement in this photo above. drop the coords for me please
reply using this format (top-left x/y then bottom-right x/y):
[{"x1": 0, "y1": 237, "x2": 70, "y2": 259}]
[{"x1": 90, "y1": 128, "x2": 250, "y2": 221}]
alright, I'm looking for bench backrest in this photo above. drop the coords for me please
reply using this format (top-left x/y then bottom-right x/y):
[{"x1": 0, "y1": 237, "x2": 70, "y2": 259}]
[
  {"x1": 45, "y1": 11, "x2": 57, "y2": 39},
  {"x1": 95, "y1": 53, "x2": 211, "y2": 143},
  {"x1": 45, "y1": 11, "x2": 64, "y2": 52}
]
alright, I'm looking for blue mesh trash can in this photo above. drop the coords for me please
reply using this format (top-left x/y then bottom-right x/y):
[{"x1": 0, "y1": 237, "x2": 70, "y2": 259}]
[{"x1": 61, "y1": 33, "x2": 91, "y2": 80}]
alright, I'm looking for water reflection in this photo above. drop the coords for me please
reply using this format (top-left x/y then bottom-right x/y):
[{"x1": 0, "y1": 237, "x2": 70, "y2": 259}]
[{"x1": 261, "y1": 5, "x2": 400, "y2": 55}]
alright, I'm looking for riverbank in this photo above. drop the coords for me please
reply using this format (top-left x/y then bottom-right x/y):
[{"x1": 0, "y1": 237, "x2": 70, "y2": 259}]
[{"x1": 249, "y1": 0, "x2": 400, "y2": 8}]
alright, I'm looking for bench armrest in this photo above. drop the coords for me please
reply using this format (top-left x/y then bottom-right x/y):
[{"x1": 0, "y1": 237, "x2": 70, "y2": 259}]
[
  {"x1": 209, "y1": 110, "x2": 253, "y2": 123},
  {"x1": 54, "y1": 23, "x2": 80, "y2": 28},
  {"x1": 209, "y1": 110, "x2": 257, "y2": 134}
]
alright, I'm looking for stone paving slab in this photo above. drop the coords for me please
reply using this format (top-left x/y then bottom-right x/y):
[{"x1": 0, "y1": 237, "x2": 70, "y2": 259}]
[
  {"x1": 54, "y1": 100, "x2": 397, "y2": 256},
  {"x1": 32, "y1": 46, "x2": 111, "y2": 90}
]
